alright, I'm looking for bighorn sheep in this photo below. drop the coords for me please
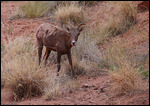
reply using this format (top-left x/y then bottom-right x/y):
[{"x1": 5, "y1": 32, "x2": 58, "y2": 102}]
[{"x1": 36, "y1": 23, "x2": 85, "y2": 77}]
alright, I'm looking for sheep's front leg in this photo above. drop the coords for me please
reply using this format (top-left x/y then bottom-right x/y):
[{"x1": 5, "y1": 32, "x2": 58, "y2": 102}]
[
  {"x1": 57, "y1": 52, "x2": 61, "y2": 76},
  {"x1": 67, "y1": 50, "x2": 75, "y2": 78}
]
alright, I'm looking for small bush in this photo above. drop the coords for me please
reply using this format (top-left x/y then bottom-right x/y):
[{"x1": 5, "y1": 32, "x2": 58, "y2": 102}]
[
  {"x1": 20, "y1": 1, "x2": 50, "y2": 18},
  {"x1": 73, "y1": 28, "x2": 105, "y2": 66},
  {"x1": 110, "y1": 63, "x2": 143, "y2": 94},
  {"x1": 53, "y1": 3, "x2": 85, "y2": 26},
  {"x1": 44, "y1": 74, "x2": 61, "y2": 100},
  {"x1": 92, "y1": 1, "x2": 137, "y2": 44},
  {"x1": 138, "y1": 67, "x2": 149, "y2": 78},
  {"x1": 2, "y1": 37, "x2": 46, "y2": 100},
  {"x1": 118, "y1": 1, "x2": 137, "y2": 24},
  {"x1": 141, "y1": 70, "x2": 149, "y2": 78},
  {"x1": 8, "y1": 8, "x2": 25, "y2": 20},
  {"x1": 44, "y1": 73, "x2": 78, "y2": 100},
  {"x1": 6, "y1": 26, "x2": 13, "y2": 35},
  {"x1": 105, "y1": 38, "x2": 145, "y2": 94},
  {"x1": 116, "y1": 1, "x2": 137, "y2": 35}
]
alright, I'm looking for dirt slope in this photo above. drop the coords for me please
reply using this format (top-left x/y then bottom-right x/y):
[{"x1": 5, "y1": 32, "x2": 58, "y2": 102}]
[{"x1": 1, "y1": 1, "x2": 149, "y2": 105}]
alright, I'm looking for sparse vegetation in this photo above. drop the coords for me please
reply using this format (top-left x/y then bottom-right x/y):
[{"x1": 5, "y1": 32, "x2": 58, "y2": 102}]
[
  {"x1": 1, "y1": 37, "x2": 46, "y2": 100},
  {"x1": 65, "y1": 56, "x2": 86, "y2": 76},
  {"x1": 1, "y1": 37, "x2": 79, "y2": 100},
  {"x1": 75, "y1": 28, "x2": 105, "y2": 65},
  {"x1": 6, "y1": 26, "x2": 13, "y2": 35},
  {"x1": 78, "y1": 1, "x2": 98, "y2": 6},
  {"x1": 20, "y1": 1, "x2": 51, "y2": 18},
  {"x1": 1, "y1": 44, "x2": 5, "y2": 51},
  {"x1": 141, "y1": 70, "x2": 149, "y2": 78},
  {"x1": 1, "y1": 1, "x2": 149, "y2": 104},
  {"x1": 105, "y1": 38, "x2": 127, "y2": 68},
  {"x1": 44, "y1": 72, "x2": 61, "y2": 100},
  {"x1": 53, "y1": 3, "x2": 85, "y2": 26},
  {"x1": 44, "y1": 71, "x2": 78, "y2": 100},
  {"x1": 118, "y1": 1, "x2": 137, "y2": 25},
  {"x1": 110, "y1": 63, "x2": 144, "y2": 94},
  {"x1": 138, "y1": 67, "x2": 149, "y2": 78},
  {"x1": 105, "y1": 38, "x2": 145, "y2": 94},
  {"x1": 9, "y1": 8, "x2": 25, "y2": 20},
  {"x1": 92, "y1": 1, "x2": 137, "y2": 44}
]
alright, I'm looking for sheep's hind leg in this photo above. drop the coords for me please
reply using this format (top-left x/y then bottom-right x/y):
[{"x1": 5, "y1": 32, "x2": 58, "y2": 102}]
[{"x1": 43, "y1": 48, "x2": 51, "y2": 66}]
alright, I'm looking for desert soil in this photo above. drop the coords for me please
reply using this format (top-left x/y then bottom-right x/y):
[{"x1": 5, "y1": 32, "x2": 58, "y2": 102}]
[{"x1": 1, "y1": 1, "x2": 149, "y2": 105}]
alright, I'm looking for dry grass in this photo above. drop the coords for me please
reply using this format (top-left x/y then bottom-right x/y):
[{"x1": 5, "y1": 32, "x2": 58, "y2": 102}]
[
  {"x1": 1, "y1": 37, "x2": 46, "y2": 100},
  {"x1": 73, "y1": 29, "x2": 105, "y2": 64},
  {"x1": 19, "y1": 1, "x2": 51, "y2": 18},
  {"x1": 44, "y1": 70, "x2": 78, "y2": 100},
  {"x1": 6, "y1": 26, "x2": 13, "y2": 35},
  {"x1": 64, "y1": 56, "x2": 86, "y2": 76},
  {"x1": 106, "y1": 1, "x2": 136, "y2": 38},
  {"x1": 105, "y1": 38, "x2": 128, "y2": 68},
  {"x1": 110, "y1": 63, "x2": 144, "y2": 94},
  {"x1": 105, "y1": 38, "x2": 146, "y2": 94},
  {"x1": 53, "y1": 3, "x2": 85, "y2": 26},
  {"x1": 66, "y1": 28, "x2": 107, "y2": 77},
  {"x1": 9, "y1": 1, "x2": 58, "y2": 19},
  {"x1": 44, "y1": 71, "x2": 61, "y2": 100},
  {"x1": 44, "y1": 76, "x2": 78, "y2": 100},
  {"x1": 124, "y1": 25, "x2": 149, "y2": 69},
  {"x1": 1, "y1": 37, "x2": 79, "y2": 100},
  {"x1": 8, "y1": 7, "x2": 26, "y2": 20},
  {"x1": 118, "y1": 1, "x2": 137, "y2": 24},
  {"x1": 78, "y1": 1, "x2": 98, "y2": 6},
  {"x1": 91, "y1": 1, "x2": 137, "y2": 44}
]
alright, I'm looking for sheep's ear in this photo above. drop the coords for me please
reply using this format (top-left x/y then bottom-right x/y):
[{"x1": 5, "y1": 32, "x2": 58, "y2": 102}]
[{"x1": 78, "y1": 24, "x2": 85, "y2": 32}]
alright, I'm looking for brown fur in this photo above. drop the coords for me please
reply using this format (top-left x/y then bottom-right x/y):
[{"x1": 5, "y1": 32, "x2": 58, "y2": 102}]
[{"x1": 36, "y1": 23, "x2": 85, "y2": 77}]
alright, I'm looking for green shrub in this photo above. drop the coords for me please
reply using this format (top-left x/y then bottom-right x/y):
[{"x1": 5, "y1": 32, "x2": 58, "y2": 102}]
[{"x1": 138, "y1": 67, "x2": 149, "y2": 78}]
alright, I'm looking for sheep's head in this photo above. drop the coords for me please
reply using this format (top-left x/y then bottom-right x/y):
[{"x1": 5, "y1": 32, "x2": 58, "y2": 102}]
[{"x1": 65, "y1": 23, "x2": 85, "y2": 46}]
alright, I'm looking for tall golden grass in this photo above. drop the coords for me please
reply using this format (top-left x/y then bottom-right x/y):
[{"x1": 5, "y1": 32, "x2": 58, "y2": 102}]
[
  {"x1": 20, "y1": 1, "x2": 51, "y2": 18},
  {"x1": 110, "y1": 63, "x2": 143, "y2": 94},
  {"x1": 91, "y1": 1, "x2": 137, "y2": 44},
  {"x1": 1, "y1": 37, "x2": 79, "y2": 100},
  {"x1": 105, "y1": 38, "x2": 145, "y2": 94},
  {"x1": 53, "y1": 3, "x2": 85, "y2": 26},
  {"x1": 44, "y1": 73, "x2": 78, "y2": 100},
  {"x1": 1, "y1": 37, "x2": 46, "y2": 100}
]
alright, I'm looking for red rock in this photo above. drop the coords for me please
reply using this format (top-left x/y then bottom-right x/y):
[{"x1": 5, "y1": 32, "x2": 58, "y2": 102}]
[{"x1": 138, "y1": 1, "x2": 149, "y2": 12}]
